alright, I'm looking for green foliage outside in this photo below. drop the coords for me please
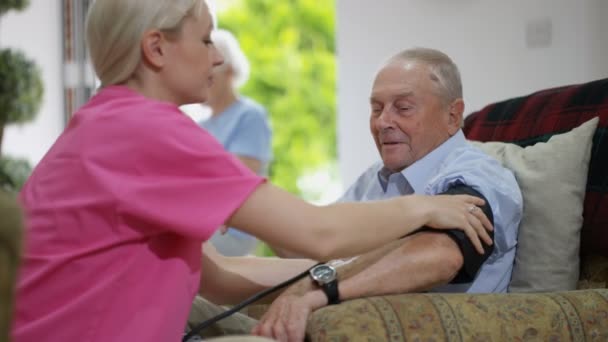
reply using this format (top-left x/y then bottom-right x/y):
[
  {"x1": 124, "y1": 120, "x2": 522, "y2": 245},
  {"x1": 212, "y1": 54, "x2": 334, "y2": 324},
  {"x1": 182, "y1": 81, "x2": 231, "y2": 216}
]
[
  {"x1": 0, "y1": 156, "x2": 31, "y2": 192},
  {"x1": 218, "y1": 0, "x2": 337, "y2": 196},
  {"x1": 217, "y1": 0, "x2": 337, "y2": 257},
  {"x1": 0, "y1": 48, "x2": 44, "y2": 126},
  {"x1": 0, "y1": 1, "x2": 41, "y2": 191},
  {"x1": 0, "y1": 0, "x2": 29, "y2": 16}
]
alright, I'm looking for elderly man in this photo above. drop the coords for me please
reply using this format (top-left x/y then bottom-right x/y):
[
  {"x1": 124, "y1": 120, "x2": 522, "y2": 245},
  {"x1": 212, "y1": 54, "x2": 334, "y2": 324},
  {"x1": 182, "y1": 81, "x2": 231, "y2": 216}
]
[{"x1": 250, "y1": 47, "x2": 523, "y2": 341}]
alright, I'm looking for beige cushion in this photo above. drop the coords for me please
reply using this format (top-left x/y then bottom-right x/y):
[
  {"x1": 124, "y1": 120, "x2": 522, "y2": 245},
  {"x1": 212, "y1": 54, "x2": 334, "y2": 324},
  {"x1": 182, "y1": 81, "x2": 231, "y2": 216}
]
[{"x1": 469, "y1": 117, "x2": 598, "y2": 292}]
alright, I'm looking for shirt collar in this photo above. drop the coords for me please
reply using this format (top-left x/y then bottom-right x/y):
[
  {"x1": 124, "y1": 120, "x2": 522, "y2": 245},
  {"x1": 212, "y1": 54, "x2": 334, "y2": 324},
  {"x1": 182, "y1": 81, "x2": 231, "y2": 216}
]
[{"x1": 377, "y1": 130, "x2": 467, "y2": 194}]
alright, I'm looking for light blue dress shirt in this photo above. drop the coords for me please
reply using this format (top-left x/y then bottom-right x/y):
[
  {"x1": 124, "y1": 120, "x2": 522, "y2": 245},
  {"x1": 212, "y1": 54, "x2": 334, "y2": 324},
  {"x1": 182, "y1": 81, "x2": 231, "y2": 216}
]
[
  {"x1": 199, "y1": 97, "x2": 272, "y2": 254},
  {"x1": 339, "y1": 130, "x2": 523, "y2": 293}
]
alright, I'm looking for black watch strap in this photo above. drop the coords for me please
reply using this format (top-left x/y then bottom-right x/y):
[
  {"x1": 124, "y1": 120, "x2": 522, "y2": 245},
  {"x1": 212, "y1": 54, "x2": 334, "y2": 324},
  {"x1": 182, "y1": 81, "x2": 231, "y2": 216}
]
[{"x1": 321, "y1": 280, "x2": 340, "y2": 305}]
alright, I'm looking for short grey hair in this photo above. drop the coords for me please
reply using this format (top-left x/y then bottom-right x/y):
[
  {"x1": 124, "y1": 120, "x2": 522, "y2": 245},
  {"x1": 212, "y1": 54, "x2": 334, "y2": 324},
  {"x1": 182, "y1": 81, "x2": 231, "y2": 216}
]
[
  {"x1": 86, "y1": 0, "x2": 208, "y2": 87},
  {"x1": 388, "y1": 47, "x2": 463, "y2": 103},
  {"x1": 211, "y1": 29, "x2": 250, "y2": 88}
]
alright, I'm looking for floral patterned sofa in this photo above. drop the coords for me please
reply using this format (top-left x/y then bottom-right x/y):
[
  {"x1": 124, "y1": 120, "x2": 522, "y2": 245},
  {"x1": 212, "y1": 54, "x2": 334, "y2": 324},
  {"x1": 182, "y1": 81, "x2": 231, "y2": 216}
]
[{"x1": 304, "y1": 79, "x2": 608, "y2": 341}]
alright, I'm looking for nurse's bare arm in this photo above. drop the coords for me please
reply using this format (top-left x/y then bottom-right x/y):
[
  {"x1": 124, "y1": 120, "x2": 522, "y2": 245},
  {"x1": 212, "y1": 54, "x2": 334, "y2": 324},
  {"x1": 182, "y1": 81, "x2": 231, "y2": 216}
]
[
  {"x1": 228, "y1": 182, "x2": 492, "y2": 262},
  {"x1": 199, "y1": 243, "x2": 315, "y2": 305},
  {"x1": 236, "y1": 155, "x2": 263, "y2": 174}
]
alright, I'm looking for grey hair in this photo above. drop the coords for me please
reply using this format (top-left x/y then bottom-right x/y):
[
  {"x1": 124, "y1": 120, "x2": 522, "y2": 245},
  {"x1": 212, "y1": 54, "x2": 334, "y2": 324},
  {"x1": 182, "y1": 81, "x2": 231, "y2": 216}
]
[
  {"x1": 388, "y1": 47, "x2": 463, "y2": 103},
  {"x1": 86, "y1": 0, "x2": 207, "y2": 87},
  {"x1": 211, "y1": 29, "x2": 250, "y2": 88}
]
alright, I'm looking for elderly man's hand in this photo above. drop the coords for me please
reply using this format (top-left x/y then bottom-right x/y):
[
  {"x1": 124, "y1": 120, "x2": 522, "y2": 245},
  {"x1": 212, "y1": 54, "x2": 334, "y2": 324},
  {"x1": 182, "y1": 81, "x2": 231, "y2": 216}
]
[{"x1": 251, "y1": 290, "x2": 326, "y2": 342}]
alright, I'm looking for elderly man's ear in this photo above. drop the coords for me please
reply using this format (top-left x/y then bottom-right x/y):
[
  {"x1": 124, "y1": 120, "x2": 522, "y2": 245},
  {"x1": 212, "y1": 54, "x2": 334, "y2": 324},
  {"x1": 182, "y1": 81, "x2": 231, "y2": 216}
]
[{"x1": 448, "y1": 98, "x2": 465, "y2": 134}]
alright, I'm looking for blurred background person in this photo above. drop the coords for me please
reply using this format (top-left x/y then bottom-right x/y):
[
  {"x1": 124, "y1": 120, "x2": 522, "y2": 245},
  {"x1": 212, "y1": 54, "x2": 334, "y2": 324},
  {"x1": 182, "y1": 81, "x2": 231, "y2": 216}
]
[{"x1": 201, "y1": 29, "x2": 272, "y2": 256}]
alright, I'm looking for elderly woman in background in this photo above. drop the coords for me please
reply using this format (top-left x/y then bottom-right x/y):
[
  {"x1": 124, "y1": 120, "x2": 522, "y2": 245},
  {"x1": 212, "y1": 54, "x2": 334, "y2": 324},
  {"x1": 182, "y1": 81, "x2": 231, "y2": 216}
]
[
  {"x1": 201, "y1": 29, "x2": 271, "y2": 256},
  {"x1": 13, "y1": 0, "x2": 493, "y2": 341}
]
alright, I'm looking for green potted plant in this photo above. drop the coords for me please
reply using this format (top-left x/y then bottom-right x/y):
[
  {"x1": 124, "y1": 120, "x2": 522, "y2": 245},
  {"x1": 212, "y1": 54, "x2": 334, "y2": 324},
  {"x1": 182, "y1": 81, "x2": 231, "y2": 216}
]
[
  {"x1": 0, "y1": 0, "x2": 29, "y2": 16},
  {"x1": 0, "y1": 0, "x2": 43, "y2": 191},
  {"x1": 0, "y1": 49, "x2": 43, "y2": 152}
]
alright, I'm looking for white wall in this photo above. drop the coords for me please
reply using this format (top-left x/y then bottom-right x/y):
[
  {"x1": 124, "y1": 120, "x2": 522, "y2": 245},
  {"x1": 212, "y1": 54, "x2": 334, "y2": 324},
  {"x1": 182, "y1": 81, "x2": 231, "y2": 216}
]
[
  {"x1": 600, "y1": 0, "x2": 608, "y2": 65},
  {"x1": 1, "y1": 0, "x2": 63, "y2": 164},
  {"x1": 337, "y1": 0, "x2": 608, "y2": 187}
]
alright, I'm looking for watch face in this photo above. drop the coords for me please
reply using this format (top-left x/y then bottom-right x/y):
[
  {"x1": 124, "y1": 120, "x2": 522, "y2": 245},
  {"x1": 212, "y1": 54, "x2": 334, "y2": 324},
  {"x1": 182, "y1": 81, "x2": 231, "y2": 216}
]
[{"x1": 311, "y1": 264, "x2": 336, "y2": 284}]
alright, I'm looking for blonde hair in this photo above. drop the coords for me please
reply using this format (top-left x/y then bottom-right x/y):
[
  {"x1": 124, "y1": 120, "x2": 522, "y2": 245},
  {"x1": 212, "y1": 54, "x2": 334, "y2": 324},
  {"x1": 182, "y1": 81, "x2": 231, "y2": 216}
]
[
  {"x1": 211, "y1": 29, "x2": 250, "y2": 88},
  {"x1": 86, "y1": 0, "x2": 207, "y2": 86},
  {"x1": 389, "y1": 47, "x2": 463, "y2": 103}
]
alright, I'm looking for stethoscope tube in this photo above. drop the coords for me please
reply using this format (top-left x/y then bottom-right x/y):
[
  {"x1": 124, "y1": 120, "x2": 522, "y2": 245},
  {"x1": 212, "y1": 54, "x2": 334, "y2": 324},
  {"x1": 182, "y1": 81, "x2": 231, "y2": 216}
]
[{"x1": 183, "y1": 263, "x2": 320, "y2": 342}]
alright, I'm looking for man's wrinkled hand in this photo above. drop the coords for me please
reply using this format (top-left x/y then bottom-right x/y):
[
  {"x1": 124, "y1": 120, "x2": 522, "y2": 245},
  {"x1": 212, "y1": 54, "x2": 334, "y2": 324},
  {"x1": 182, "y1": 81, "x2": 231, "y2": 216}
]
[{"x1": 251, "y1": 291, "x2": 325, "y2": 342}]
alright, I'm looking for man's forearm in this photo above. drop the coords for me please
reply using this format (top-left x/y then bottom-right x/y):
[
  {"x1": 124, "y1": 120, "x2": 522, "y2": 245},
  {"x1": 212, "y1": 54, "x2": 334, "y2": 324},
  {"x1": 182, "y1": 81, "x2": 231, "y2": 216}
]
[
  {"x1": 200, "y1": 244, "x2": 316, "y2": 305},
  {"x1": 252, "y1": 237, "x2": 414, "y2": 338},
  {"x1": 339, "y1": 232, "x2": 464, "y2": 299},
  {"x1": 281, "y1": 237, "x2": 409, "y2": 297},
  {"x1": 254, "y1": 229, "x2": 482, "y2": 342},
  {"x1": 285, "y1": 231, "x2": 463, "y2": 303},
  {"x1": 253, "y1": 232, "x2": 465, "y2": 341}
]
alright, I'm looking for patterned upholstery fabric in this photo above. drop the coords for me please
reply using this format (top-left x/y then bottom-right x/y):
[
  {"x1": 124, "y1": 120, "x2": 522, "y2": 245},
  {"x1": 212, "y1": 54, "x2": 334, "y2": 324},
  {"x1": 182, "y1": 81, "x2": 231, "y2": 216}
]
[
  {"x1": 306, "y1": 290, "x2": 608, "y2": 341},
  {"x1": 463, "y1": 78, "x2": 608, "y2": 258}
]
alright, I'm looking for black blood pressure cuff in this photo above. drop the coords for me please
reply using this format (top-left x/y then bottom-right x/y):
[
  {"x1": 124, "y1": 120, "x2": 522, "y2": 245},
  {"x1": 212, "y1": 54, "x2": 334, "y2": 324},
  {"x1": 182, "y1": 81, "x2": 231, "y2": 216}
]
[{"x1": 426, "y1": 184, "x2": 495, "y2": 283}]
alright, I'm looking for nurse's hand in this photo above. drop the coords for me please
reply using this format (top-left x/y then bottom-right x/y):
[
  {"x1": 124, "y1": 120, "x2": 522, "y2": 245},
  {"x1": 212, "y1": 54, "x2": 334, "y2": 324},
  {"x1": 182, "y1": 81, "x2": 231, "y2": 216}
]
[{"x1": 416, "y1": 194, "x2": 493, "y2": 254}]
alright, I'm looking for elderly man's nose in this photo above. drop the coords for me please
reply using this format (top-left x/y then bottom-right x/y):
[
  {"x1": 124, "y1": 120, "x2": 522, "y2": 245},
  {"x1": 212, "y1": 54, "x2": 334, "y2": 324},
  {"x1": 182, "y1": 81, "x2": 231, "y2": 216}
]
[{"x1": 377, "y1": 109, "x2": 394, "y2": 127}]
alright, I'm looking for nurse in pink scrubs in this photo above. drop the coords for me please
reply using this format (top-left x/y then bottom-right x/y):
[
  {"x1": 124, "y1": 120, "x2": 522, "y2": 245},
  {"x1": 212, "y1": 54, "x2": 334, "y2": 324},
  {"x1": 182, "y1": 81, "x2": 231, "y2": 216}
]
[{"x1": 13, "y1": 1, "x2": 493, "y2": 341}]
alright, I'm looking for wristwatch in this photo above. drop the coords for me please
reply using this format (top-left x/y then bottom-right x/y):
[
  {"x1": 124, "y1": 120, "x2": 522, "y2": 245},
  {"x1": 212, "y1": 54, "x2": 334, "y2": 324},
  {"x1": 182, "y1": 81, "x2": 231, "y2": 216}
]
[{"x1": 309, "y1": 263, "x2": 340, "y2": 305}]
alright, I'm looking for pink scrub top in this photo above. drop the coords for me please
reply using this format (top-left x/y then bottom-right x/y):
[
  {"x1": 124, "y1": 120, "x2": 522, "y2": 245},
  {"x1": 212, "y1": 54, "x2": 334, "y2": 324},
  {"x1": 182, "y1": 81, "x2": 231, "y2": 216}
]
[{"x1": 13, "y1": 86, "x2": 264, "y2": 341}]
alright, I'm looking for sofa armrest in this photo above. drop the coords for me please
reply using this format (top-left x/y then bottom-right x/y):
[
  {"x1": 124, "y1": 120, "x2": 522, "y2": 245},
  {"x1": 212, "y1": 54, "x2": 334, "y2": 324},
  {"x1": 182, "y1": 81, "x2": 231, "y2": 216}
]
[{"x1": 306, "y1": 289, "x2": 608, "y2": 341}]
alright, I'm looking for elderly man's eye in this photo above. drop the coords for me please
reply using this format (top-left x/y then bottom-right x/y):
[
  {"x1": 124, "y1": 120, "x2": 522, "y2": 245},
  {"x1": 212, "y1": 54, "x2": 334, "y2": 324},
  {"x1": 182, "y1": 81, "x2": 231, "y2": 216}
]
[{"x1": 397, "y1": 105, "x2": 413, "y2": 115}]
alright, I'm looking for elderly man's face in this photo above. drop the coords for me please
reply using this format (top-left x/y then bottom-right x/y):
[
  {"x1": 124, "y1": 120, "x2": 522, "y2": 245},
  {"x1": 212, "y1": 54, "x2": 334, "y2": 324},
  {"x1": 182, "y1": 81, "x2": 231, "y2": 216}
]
[{"x1": 369, "y1": 60, "x2": 461, "y2": 173}]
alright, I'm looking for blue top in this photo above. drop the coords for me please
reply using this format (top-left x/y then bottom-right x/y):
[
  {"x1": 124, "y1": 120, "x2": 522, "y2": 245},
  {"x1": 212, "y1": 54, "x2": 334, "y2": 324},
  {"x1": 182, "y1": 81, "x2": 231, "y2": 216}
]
[
  {"x1": 200, "y1": 97, "x2": 272, "y2": 172},
  {"x1": 200, "y1": 97, "x2": 272, "y2": 240},
  {"x1": 339, "y1": 130, "x2": 523, "y2": 293}
]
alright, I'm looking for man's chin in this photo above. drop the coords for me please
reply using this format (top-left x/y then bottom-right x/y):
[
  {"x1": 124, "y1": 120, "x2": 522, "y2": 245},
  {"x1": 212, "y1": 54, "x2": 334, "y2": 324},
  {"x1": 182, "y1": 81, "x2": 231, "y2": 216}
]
[
  {"x1": 382, "y1": 159, "x2": 410, "y2": 173},
  {"x1": 382, "y1": 152, "x2": 412, "y2": 171}
]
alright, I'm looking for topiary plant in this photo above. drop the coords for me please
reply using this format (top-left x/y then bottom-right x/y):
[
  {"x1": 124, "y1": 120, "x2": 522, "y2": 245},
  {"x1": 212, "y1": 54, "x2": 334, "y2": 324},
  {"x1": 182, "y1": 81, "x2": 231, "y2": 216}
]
[
  {"x1": 0, "y1": 0, "x2": 29, "y2": 16},
  {"x1": 0, "y1": 0, "x2": 40, "y2": 191},
  {"x1": 0, "y1": 156, "x2": 31, "y2": 192},
  {"x1": 0, "y1": 48, "x2": 43, "y2": 153}
]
